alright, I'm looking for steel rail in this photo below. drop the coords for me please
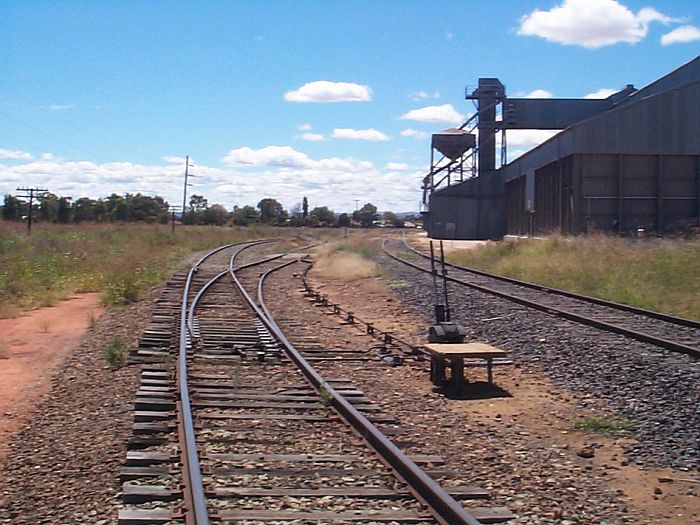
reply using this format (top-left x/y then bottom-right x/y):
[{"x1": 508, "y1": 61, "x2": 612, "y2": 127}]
[
  {"x1": 177, "y1": 239, "x2": 275, "y2": 524},
  {"x1": 383, "y1": 239, "x2": 700, "y2": 358},
  {"x1": 230, "y1": 257, "x2": 483, "y2": 525},
  {"x1": 179, "y1": 247, "x2": 235, "y2": 525},
  {"x1": 401, "y1": 237, "x2": 700, "y2": 329}
]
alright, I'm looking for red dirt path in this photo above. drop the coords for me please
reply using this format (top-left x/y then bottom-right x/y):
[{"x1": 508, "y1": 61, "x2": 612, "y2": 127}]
[{"x1": 0, "y1": 294, "x2": 103, "y2": 458}]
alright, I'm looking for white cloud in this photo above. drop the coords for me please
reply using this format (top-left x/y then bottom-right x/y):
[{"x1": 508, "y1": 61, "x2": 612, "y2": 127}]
[
  {"x1": 49, "y1": 103, "x2": 75, "y2": 111},
  {"x1": 524, "y1": 89, "x2": 553, "y2": 98},
  {"x1": 584, "y1": 88, "x2": 618, "y2": 99},
  {"x1": 300, "y1": 132, "x2": 326, "y2": 142},
  {"x1": 0, "y1": 146, "x2": 426, "y2": 217},
  {"x1": 518, "y1": 0, "x2": 679, "y2": 48},
  {"x1": 297, "y1": 123, "x2": 312, "y2": 131},
  {"x1": 506, "y1": 129, "x2": 559, "y2": 148},
  {"x1": 222, "y1": 145, "x2": 313, "y2": 168},
  {"x1": 386, "y1": 162, "x2": 408, "y2": 170},
  {"x1": 0, "y1": 148, "x2": 33, "y2": 160},
  {"x1": 499, "y1": 130, "x2": 560, "y2": 161},
  {"x1": 331, "y1": 128, "x2": 389, "y2": 141},
  {"x1": 401, "y1": 104, "x2": 464, "y2": 125},
  {"x1": 284, "y1": 81, "x2": 372, "y2": 103},
  {"x1": 411, "y1": 90, "x2": 440, "y2": 101},
  {"x1": 400, "y1": 128, "x2": 429, "y2": 140},
  {"x1": 163, "y1": 156, "x2": 186, "y2": 163},
  {"x1": 661, "y1": 25, "x2": 700, "y2": 45}
]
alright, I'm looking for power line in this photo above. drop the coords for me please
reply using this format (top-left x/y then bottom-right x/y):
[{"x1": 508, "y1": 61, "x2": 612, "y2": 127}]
[{"x1": 15, "y1": 187, "x2": 48, "y2": 235}]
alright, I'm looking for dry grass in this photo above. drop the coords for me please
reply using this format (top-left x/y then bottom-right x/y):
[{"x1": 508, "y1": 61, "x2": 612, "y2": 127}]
[
  {"x1": 314, "y1": 243, "x2": 380, "y2": 280},
  {"x1": 448, "y1": 235, "x2": 700, "y2": 321},
  {"x1": 0, "y1": 222, "x2": 333, "y2": 317}
]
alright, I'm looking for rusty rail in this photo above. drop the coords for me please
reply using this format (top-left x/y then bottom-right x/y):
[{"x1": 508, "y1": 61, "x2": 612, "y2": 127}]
[
  {"x1": 383, "y1": 238, "x2": 700, "y2": 358},
  {"x1": 229, "y1": 256, "x2": 483, "y2": 525},
  {"x1": 177, "y1": 239, "x2": 276, "y2": 524}
]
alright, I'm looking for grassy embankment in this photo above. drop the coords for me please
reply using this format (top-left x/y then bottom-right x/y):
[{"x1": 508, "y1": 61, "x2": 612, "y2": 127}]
[
  {"x1": 313, "y1": 233, "x2": 382, "y2": 281},
  {"x1": 446, "y1": 235, "x2": 700, "y2": 321},
  {"x1": 0, "y1": 222, "x2": 329, "y2": 317}
]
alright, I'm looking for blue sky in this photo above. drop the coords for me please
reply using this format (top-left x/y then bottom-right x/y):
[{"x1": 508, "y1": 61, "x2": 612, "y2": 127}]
[{"x1": 1, "y1": 0, "x2": 699, "y2": 213}]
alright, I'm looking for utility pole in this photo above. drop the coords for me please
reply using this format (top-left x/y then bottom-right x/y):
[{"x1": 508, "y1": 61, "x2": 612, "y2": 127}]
[
  {"x1": 181, "y1": 156, "x2": 194, "y2": 225},
  {"x1": 354, "y1": 199, "x2": 360, "y2": 211},
  {"x1": 16, "y1": 187, "x2": 48, "y2": 235}
]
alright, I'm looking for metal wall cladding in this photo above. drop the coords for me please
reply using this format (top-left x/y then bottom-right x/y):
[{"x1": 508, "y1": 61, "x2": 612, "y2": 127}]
[
  {"x1": 517, "y1": 153, "x2": 700, "y2": 236},
  {"x1": 505, "y1": 177, "x2": 528, "y2": 236},
  {"x1": 504, "y1": 98, "x2": 613, "y2": 130}
]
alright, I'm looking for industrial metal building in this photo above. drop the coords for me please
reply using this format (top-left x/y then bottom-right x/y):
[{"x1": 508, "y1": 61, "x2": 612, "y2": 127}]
[{"x1": 423, "y1": 55, "x2": 700, "y2": 239}]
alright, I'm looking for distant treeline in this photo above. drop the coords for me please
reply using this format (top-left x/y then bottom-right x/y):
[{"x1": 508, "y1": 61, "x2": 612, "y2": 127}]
[{"x1": 1, "y1": 193, "x2": 418, "y2": 228}]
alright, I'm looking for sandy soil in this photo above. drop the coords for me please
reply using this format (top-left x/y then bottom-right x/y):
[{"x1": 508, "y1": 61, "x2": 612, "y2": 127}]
[
  {"x1": 410, "y1": 231, "x2": 488, "y2": 253},
  {"x1": 0, "y1": 294, "x2": 103, "y2": 458}
]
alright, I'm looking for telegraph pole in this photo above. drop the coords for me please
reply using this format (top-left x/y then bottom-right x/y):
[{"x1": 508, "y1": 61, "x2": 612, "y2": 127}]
[
  {"x1": 16, "y1": 187, "x2": 48, "y2": 235},
  {"x1": 181, "y1": 156, "x2": 194, "y2": 225}
]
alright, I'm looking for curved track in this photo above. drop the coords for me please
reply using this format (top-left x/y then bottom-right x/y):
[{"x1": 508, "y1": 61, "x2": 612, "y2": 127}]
[
  {"x1": 118, "y1": 240, "x2": 509, "y2": 524},
  {"x1": 382, "y1": 237, "x2": 700, "y2": 358}
]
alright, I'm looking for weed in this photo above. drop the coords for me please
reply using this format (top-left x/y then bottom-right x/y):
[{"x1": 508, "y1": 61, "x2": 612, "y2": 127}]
[
  {"x1": 231, "y1": 365, "x2": 244, "y2": 389},
  {"x1": 40, "y1": 318, "x2": 51, "y2": 333},
  {"x1": 318, "y1": 388, "x2": 333, "y2": 409},
  {"x1": 161, "y1": 353, "x2": 174, "y2": 369},
  {"x1": 104, "y1": 337, "x2": 128, "y2": 369},
  {"x1": 574, "y1": 415, "x2": 635, "y2": 436},
  {"x1": 388, "y1": 279, "x2": 411, "y2": 289},
  {"x1": 87, "y1": 311, "x2": 97, "y2": 330}
]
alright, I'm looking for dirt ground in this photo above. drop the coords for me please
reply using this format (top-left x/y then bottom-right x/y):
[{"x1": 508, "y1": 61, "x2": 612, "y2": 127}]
[
  {"x1": 0, "y1": 294, "x2": 103, "y2": 458},
  {"x1": 310, "y1": 267, "x2": 700, "y2": 525},
  {"x1": 0, "y1": 255, "x2": 697, "y2": 524}
]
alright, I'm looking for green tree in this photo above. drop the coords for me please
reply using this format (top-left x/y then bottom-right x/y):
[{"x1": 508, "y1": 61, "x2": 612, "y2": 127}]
[
  {"x1": 203, "y1": 204, "x2": 228, "y2": 225},
  {"x1": 353, "y1": 202, "x2": 378, "y2": 227},
  {"x1": 337, "y1": 213, "x2": 350, "y2": 227},
  {"x1": 73, "y1": 197, "x2": 98, "y2": 223},
  {"x1": 39, "y1": 193, "x2": 60, "y2": 222},
  {"x1": 302, "y1": 196, "x2": 308, "y2": 218},
  {"x1": 232, "y1": 205, "x2": 260, "y2": 226},
  {"x1": 57, "y1": 197, "x2": 72, "y2": 223},
  {"x1": 257, "y1": 198, "x2": 286, "y2": 224},
  {"x1": 382, "y1": 211, "x2": 404, "y2": 228},
  {"x1": 2, "y1": 194, "x2": 23, "y2": 221},
  {"x1": 310, "y1": 206, "x2": 335, "y2": 225},
  {"x1": 183, "y1": 194, "x2": 208, "y2": 224},
  {"x1": 303, "y1": 214, "x2": 320, "y2": 227}
]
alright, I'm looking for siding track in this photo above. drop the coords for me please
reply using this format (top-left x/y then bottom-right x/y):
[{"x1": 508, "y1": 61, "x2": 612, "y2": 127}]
[
  {"x1": 118, "y1": 240, "x2": 513, "y2": 524},
  {"x1": 382, "y1": 237, "x2": 700, "y2": 358}
]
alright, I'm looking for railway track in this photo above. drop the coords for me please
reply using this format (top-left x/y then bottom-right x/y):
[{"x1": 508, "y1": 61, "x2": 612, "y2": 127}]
[
  {"x1": 118, "y1": 240, "x2": 513, "y2": 524},
  {"x1": 382, "y1": 237, "x2": 700, "y2": 358}
]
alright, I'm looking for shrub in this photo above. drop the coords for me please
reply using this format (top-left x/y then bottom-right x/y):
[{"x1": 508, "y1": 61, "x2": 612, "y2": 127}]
[{"x1": 104, "y1": 337, "x2": 128, "y2": 369}]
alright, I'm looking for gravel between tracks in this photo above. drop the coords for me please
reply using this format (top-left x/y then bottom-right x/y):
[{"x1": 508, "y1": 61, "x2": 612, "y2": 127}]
[
  {"x1": 0, "y1": 287, "x2": 160, "y2": 525},
  {"x1": 379, "y1": 242, "x2": 700, "y2": 473},
  {"x1": 265, "y1": 263, "x2": 645, "y2": 525}
]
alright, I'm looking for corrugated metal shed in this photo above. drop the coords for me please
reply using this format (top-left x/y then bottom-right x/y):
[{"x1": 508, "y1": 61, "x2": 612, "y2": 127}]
[{"x1": 425, "y1": 55, "x2": 700, "y2": 239}]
